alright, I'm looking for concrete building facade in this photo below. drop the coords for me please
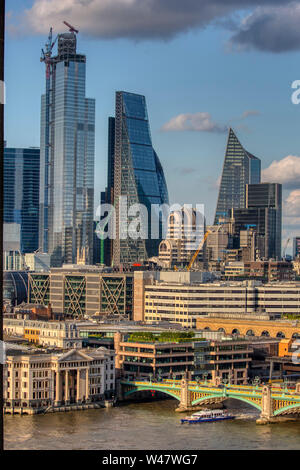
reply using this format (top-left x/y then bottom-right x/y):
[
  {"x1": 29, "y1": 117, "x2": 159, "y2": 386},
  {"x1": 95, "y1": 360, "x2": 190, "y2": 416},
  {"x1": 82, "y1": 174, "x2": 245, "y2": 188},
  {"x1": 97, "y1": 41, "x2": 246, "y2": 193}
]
[
  {"x1": 138, "y1": 281, "x2": 300, "y2": 327},
  {"x1": 3, "y1": 347, "x2": 115, "y2": 414},
  {"x1": 28, "y1": 266, "x2": 134, "y2": 319}
]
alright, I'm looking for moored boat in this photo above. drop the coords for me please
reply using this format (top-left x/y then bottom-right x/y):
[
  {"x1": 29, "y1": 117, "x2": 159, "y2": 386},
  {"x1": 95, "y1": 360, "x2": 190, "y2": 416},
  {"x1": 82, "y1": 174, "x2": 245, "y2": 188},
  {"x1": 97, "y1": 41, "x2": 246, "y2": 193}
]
[{"x1": 181, "y1": 409, "x2": 235, "y2": 424}]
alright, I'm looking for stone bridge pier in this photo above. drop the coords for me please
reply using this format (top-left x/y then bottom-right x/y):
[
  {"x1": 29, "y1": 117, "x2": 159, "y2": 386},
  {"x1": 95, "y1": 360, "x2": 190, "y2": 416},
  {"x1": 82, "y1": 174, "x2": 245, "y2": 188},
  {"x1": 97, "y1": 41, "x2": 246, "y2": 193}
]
[{"x1": 177, "y1": 378, "x2": 191, "y2": 411}]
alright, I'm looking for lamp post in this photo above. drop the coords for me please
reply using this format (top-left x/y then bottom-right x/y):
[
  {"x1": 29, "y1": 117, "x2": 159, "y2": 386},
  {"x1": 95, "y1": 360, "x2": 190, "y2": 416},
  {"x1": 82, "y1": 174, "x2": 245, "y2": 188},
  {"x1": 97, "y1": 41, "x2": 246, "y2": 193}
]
[{"x1": 172, "y1": 373, "x2": 176, "y2": 387}]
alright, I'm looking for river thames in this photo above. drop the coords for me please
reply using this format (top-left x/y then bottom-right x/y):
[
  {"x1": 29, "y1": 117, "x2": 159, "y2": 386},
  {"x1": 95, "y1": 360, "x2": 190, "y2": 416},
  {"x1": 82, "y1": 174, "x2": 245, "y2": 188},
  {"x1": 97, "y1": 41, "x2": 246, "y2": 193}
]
[{"x1": 4, "y1": 399, "x2": 300, "y2": 450}]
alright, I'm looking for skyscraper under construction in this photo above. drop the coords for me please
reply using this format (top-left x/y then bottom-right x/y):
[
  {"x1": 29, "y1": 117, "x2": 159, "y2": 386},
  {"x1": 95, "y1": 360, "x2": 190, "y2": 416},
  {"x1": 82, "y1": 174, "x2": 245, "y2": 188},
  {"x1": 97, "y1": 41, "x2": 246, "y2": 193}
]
[{"x1": 39, "y1": 27, "x2": 95, "y2": 266}]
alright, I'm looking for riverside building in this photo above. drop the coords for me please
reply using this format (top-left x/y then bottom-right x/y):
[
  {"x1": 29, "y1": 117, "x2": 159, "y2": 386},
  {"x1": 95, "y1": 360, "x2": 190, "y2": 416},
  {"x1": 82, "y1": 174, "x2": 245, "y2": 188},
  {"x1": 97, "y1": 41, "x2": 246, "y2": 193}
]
[{"x1": 3, "y1": 347, "x2": 115, "y2": 414}]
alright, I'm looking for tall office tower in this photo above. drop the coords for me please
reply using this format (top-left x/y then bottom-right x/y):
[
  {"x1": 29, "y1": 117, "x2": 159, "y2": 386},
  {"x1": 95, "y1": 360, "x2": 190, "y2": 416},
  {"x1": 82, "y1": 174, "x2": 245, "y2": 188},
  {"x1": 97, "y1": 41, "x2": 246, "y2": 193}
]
[
  {"x1": 39, "y1": 30, "x2": 95, "y2": 267},
  {"x1": 4, "y1": 147, "x2": 40, "y2": 253},
  {"x1": 214, "y1": 128, "x2": 261, "y2": 224},
  {"x1": 232, "y1": 183, "x2": 282, "y2": 260},
  {"x1": 247, "y1": 183, "x2": 282, "y2": 260},
  {"x1": 293, "y1": 237, "x2": 300, "y2": 259},
  {"x1": 112, "y1": 91, "x2": 169, "y2": 265},
  {"x1": 99, "y1": 117, "x2": 115, "y2": 266}
]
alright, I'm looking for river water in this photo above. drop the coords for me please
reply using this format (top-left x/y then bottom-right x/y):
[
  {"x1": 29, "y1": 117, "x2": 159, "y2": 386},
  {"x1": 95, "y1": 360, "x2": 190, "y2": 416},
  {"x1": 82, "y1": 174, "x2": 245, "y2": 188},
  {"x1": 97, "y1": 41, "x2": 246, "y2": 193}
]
[{"x1": 4, "y1": 399, "x2": 300, "y2": 450}]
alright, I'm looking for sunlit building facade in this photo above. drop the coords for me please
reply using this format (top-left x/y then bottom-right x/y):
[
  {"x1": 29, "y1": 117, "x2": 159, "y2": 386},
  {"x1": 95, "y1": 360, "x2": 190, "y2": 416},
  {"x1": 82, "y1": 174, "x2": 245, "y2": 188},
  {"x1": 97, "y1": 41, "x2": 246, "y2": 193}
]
[
  {"x1": 4, "y1": 147, "x2": 40, "y2": 253},
  {"x1": 112, "y1": 91, "x2": 169, "y2": 265},
  {"x1": 215, "y1": 128, "x2": 261, "y2": 224},
  {"x1": 39, "y1": 32, "x2": 95, "y2": 266}
]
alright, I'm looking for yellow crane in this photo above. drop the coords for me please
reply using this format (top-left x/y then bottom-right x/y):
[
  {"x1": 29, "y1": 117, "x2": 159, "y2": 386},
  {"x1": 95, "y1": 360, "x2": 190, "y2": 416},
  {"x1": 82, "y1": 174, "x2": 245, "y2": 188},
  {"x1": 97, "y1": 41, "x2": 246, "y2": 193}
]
[{"x1": 186, "y1": 229, "x2": 211, "y2": 271}]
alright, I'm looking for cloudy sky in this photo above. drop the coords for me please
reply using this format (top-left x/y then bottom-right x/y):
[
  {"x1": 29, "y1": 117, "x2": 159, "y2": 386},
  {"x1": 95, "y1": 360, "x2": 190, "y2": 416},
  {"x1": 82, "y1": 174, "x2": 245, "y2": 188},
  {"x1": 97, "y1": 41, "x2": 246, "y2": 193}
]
[{"x1": 5, "y1": 0, "x2": 300, "y2": 253}]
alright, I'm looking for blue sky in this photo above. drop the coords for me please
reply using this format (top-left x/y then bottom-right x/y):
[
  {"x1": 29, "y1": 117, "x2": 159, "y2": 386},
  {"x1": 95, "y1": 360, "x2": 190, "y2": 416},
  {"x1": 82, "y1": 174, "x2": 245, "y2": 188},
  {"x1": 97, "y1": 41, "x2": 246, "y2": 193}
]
[{"x1": 4, "y1": 0, "x2": 300, "y2": 252}]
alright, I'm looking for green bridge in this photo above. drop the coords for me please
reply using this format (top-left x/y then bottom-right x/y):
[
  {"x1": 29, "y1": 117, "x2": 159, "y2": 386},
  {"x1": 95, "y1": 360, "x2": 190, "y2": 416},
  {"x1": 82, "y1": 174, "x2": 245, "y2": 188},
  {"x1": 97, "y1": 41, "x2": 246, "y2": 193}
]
[{"x1": 119, "y1": 378, "x2": 300, "y2": 423}]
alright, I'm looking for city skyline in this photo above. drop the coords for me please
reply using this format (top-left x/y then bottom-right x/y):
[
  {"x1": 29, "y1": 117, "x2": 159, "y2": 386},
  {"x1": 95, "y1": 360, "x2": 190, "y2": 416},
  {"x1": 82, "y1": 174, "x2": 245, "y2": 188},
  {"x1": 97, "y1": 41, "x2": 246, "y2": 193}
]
[{"x1": 4, "y1": 0, "x2": 300, "y2": 253}]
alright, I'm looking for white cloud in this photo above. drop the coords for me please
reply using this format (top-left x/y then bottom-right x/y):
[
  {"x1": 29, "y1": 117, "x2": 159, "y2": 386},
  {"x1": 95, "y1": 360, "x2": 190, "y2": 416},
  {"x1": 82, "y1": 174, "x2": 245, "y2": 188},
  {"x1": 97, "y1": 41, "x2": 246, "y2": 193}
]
[
  {"x1": 161, "y1": 112, "x2": 227, "y2": 133},
  {"x1": 262, "y1": 155, "x2": 300, "y2": 189},
  {"x1": 240, "y1": 110, "x2": 260, "y2": 119},
  {"x1": 284, "y1": 189, "x2": 300, "y2": 217},
  {"x1": 229, "y1": 2, "x2": 300, "y2": 53},
  {"x1": 10, "y1": 0, "x2": 292, "y2": 47}
]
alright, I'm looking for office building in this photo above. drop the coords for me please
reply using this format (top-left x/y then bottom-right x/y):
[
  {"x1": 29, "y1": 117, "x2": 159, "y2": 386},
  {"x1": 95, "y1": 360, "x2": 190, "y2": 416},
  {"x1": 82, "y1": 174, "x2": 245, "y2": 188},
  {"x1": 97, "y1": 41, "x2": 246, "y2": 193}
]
[
  {"x1": 214, "y1": 128, "x2": 261, "y2": 224},
  {"x1": 3, "y1": 271, "x2": 28, "y2": 306},
  {"x1": 114, "y1": 331, "x2": 196, "y2": 380},
  {"x1": 4, "y1": 147, "x2": 40, "y2": 253},
  {"x1": 114, "y1": 332, "x2": 252, "y2": 384},
  {"x1": 293, "y1": 237, "x2": 300, "y2": 259},
  {"x1": 3, "y1": 251, "x2": 25, "y2": 271},
  {"x1": 39, "y1": 30, "x2": 95, "y2": 266},
  {"x1": 4, "y1": 318, "x2": 83, "y2": 349},
  {"x1": 135, "y1": 277, "x2": 300, "y2": 326},
  {"x1": 3, "y1": 347, "x2": 115, "y2": 414},
  {"x1": 28, "y1": 266, "x2": 134, "y2": 319},
  {"x1": 158, "y1": 207, "x2": 205, "y2": 268},
  {"x1": 112, "y1": 91, "x2": 169, "y2": 265},
  {"x1": 246, "y1": 183, "x2": 282, "y2": 259},
  {"x1": 24, "y1": 253, "x2": 50, "y2": 272}
]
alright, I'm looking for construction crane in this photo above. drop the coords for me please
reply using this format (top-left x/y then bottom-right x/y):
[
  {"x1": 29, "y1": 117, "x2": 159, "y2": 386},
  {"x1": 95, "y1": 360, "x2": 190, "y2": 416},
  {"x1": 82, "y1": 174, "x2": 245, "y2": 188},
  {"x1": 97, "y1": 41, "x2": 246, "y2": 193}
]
[
  {"x1": 63, "y1": 20, "x2": 79, "y2": 34},
  {"x1": 40, "y1": 27, "x2": 58, "y2": 79},
  {"x1": 186, "y1": 230, "x2": 211, "y2": 272},
  {"x1": 283, "y1": 238, "x2": 291, "y2": 259}
]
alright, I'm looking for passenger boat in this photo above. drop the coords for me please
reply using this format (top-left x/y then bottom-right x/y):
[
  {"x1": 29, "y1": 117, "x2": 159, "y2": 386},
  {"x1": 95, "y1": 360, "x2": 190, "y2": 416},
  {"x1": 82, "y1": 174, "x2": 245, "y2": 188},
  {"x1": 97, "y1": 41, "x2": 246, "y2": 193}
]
[{"x1": 181, "y1": 409, "x2": 235, "y2": 424}]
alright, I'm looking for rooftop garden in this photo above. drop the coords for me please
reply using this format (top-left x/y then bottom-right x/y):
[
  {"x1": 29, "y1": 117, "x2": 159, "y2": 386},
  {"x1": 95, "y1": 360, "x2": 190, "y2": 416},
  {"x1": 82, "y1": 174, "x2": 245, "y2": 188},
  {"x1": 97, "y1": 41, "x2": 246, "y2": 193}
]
[
  {"x1": 127, "y1": 331, "x2": 202, "y2": 343},
  {"x1": 283, "y1": 314, "x2": 300, "y2": 320}
]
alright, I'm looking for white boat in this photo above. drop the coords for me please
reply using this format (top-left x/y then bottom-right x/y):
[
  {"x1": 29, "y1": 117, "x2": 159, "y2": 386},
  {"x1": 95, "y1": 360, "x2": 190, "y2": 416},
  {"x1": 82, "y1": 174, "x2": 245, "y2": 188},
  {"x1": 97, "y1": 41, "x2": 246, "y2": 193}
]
[{"x1": 181, "y1": 409, "x2": 235, "y2": 424}]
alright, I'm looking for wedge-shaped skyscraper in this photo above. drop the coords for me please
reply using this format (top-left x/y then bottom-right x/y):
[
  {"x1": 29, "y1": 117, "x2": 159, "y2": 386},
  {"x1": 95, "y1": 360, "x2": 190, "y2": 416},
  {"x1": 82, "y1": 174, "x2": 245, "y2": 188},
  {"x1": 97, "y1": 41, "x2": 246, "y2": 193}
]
[
  {"x1": 112, "y1": 91, "x2": 169, "y2": 265},
  {"x1": 214, "y1": 128, "x2": 261, "y2": 224}
]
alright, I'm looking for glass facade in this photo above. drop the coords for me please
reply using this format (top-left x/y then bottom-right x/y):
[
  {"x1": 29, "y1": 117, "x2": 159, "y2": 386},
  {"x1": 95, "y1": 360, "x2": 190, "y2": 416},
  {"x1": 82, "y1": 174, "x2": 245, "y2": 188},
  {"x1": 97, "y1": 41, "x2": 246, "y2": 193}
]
[
  {"x1": 39, "y1": 32, "x2": 95, "y2": 266},
  {"x1": 214, "y1": 128, "x2": 261, "y2": 224},
  {"x1": 3, "y1": 271, "x2": 28, "y2": 306},
  {"x1": 113, "y1": 92, "x2": 169, "y2": 264},
  {"x1": 246, "y1": 183, "x2": 282, "y2": 259},
  {"x1": 4, "y1": 147, "x2": 40, "y2": 253}
]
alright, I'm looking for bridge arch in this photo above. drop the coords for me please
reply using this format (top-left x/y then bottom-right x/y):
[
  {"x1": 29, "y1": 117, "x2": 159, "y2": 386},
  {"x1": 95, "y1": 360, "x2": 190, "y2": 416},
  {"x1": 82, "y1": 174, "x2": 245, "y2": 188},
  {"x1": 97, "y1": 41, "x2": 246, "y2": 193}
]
[
  {"x1": 191, "y1": 394, "x2": 262, "y2": 412},
  {"x1": 274, "y1": 403, "x2": 300, "y2": 416},
  {"x1": 124, "y1": 386, "x2": 181, "y2": 402}
]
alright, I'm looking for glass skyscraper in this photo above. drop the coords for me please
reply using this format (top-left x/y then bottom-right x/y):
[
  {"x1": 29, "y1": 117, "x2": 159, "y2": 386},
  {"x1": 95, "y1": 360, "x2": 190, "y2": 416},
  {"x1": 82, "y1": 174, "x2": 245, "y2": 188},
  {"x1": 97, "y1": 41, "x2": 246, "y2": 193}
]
[
  {"x1": 247, "y1": 183, "x2": 282, "y2": 259},
  {"x1": 214, "y1": 128, "x2": 261, "y2": 224},
  {"x1": 39, "y1": 31, "x2": 95, "y2": 267},
  {"x1": 4, "y1": 147, "x2": 40, "y2": 253},
  {"x1": 112, "y1": 91, "x2": 169, "y2": 265},
  {"x1": 232, "y1": 183, "x2": 282, "y2": 260}
]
